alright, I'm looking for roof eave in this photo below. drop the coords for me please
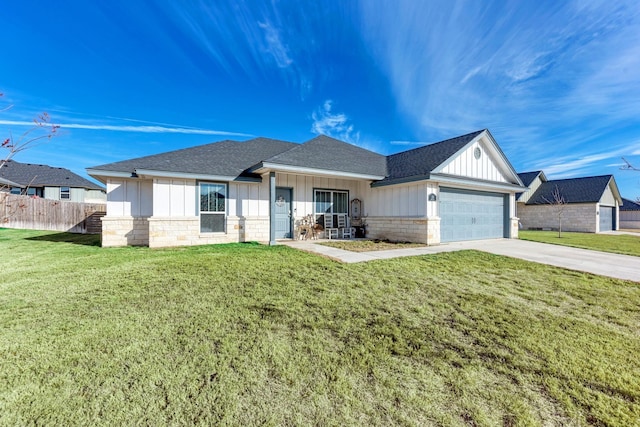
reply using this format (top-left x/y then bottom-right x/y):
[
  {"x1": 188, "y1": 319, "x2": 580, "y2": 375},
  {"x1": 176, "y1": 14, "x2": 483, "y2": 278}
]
[
  {"x1": 251, "y1": 162, "x2": 385, "y2": 180},
  {"x1": 431, "y1": 173, "x2": 527, "y2": 192},
  {"x1": 370, "y1": 174, "x2": 431, "y2": 188},
  {"x1": 135, "y1": 169, "x2": 261, "y2": 183}
]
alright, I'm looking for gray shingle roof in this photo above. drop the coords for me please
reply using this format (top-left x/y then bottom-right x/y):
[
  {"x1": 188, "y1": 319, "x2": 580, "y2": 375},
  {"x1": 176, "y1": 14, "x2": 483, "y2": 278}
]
[
  {"x1": 526, "y1": 175, "x2": 614, "y2": 205},
  {"x1": 377, "y1": 130, "x2": 485, "y2": 185},
  {"x1": 0, "y1": 160, "x2": 104, "y2": 190},
  {"x1": 621, "y1": 197, "x2": 640, "y2": 211},
  {"x1": 517, "y1": 171, "x2": 544, "y2": 187},
  {"x1": 263, "y1": 135, "x2": 386, "y2": 177},
  {"x1": 91, "y1": 137, "x2": 298, "y2": 178}
]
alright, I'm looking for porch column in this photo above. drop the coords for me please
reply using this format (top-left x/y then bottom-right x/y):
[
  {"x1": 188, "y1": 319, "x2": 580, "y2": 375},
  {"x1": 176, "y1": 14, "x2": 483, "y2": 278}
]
[{"x1": 269, "y1": 172, "x2": 276, "y2": 245}]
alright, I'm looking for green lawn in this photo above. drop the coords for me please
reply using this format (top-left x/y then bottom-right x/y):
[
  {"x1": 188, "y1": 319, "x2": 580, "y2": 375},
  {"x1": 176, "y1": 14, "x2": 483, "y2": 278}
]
[
  {"x1": 519, "y1": 230, "x2": 640, "y2": 257},
  {"x1": 1, "y1": 229, "x2": 639, "y2": 426}
]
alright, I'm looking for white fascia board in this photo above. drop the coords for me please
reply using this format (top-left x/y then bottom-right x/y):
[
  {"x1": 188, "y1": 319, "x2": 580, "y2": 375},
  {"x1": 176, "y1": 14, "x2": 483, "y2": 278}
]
[
  {"x1": 431, "y1": 173, "x2": 526, "y2": 192},
  {"x1": 134, "y1": 169, "x2": 258, "y2": 183},
  {"x1": 607, "y1": 176, "x2": 623, "y2": 203},
  {"x1": 256, "y1": 162, "x2": 385, "y2": 180},
  {"x1": 86, "y1": 169, "x2": 134, "y2": 179}
]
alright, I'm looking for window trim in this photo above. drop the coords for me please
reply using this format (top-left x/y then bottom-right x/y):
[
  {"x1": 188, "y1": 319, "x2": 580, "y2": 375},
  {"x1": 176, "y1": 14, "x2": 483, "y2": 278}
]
[
  {"x1": 313, "y1": 188, "x2": 349, "y2": 225},
  {"x1": 198, "y1": 181, "x2": 227, "y2": 234},
  {"x1": 60, "y1": 186, "x2": 70, "y2": 200}
]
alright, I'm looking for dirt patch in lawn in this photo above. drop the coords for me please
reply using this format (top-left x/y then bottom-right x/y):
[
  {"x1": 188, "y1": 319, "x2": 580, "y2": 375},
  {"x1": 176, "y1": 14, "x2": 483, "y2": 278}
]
[{"x1": 318, "y1": 239, "x2": 427, "y2": 252}]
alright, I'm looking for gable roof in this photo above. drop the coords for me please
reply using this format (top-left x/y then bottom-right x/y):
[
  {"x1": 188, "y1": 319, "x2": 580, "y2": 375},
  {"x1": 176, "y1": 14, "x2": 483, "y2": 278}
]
[
  {"x1": 377, "y1": 130, "x2": 484, "y2": 186},
  {"x1": 621, "y1": 197, "x2": 640, "y2": 211},
  {"x1": 254, "y1": 135, "x2": 386, "y2": 178},
  {"x1": 90, "y1": 137, "x2": 298, "y2": 181},
  {"x1": 526, "y1": 175, "x2": 618, "y2": 205},
  {"x1": 88, "y1": 129, "x2": 524, "y2": 190},
  {"x1": 517, "y1": 171, "x2": 546, "y2": 187},
  {"x1": 0, "y1": 160, "x2": 104, "y2": 190}
]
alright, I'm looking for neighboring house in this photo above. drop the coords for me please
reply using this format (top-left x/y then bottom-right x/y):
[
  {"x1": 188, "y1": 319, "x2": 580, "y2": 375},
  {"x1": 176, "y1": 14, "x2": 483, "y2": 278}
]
[
  {"x1": 516, "y1": 172, "x2": 622, "y2": 232},
  {"x1": 87, "y1": 129, "x2": 526, "y2": 248},
  {"x1": 0, "y1": 160, "x2": 106, "y2": 203},
  {"x1": 620, "y1": 197, "x2": 640, "y2": 230}
]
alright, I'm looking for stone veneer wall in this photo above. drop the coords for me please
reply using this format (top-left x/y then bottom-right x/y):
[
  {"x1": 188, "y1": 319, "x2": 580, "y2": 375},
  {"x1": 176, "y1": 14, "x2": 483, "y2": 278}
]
[
  {"x1": 147, "y1": 216, "x2": 270, "y2": 248},
  {"x1": 101, "y1": 217, "x2": 150, "y2": 247},
  {"x1": 365, "y1": 216, "x2": 441, "y2": 245},
  {"x1": 517, "y1": 203, "x2": 597, "y2": 233}
]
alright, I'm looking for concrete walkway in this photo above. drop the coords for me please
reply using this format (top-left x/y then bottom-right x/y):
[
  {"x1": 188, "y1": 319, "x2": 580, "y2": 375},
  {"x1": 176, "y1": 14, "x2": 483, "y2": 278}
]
[{"x1": 281, "y1": 239, "x2": 640, "y2": 282}]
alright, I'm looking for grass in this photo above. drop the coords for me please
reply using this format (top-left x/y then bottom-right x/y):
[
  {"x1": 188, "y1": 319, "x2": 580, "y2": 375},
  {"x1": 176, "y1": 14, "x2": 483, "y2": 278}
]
[
  {"x1": 318, "y1": 239, "x2": 427, "y2": 252},
  {"x1": 1, "y1": 228, "x2": 639, "y2": 426},
  {"x1": 520, "y1": 230, "x2": 640, "y2": 257}
]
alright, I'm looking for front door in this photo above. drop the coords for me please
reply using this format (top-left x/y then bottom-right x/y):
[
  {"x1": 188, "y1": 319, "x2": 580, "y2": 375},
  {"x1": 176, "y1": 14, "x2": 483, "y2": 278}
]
[{"x1": 275, "y1": 187, "x2": 292, "y2": 239}]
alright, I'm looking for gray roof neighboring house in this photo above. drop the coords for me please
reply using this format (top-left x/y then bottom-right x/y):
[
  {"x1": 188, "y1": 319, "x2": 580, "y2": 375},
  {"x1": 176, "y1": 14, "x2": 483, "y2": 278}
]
[
  {"x1": 517, "y1": 171, "x2": 545, "y2": 188},
  {"x1": 526, "y1": 175, "x2": 618, "y2": 205},
  {"x1": 0, "y1": 160, "x2": 104, "y2": 190},
  {"x1": 621, "y1": 197, "x2": 640, "y2": 211},
  {"x1": 0, "y1": 176, "x2": 22, "y2": 188}
]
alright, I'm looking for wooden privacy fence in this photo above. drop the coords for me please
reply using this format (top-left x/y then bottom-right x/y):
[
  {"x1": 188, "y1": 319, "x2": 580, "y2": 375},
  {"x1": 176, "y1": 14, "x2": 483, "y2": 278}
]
[{"x1": 0, "y1": 193, "x2": 106, "y2": 234}]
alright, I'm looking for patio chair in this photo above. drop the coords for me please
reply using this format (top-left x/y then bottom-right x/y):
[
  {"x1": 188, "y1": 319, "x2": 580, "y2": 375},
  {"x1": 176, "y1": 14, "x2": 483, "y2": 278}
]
[
  {"x1": 324, "y1": 214, "x2": 339, "y2": 239},
  {"x1": 338, "y1": 214, "x2": 353, "y2": 239}
]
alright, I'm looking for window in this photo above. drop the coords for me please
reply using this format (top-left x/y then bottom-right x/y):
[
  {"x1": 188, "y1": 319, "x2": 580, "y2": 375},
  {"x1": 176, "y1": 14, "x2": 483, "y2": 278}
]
[
  {"x1": 60, "y1": 187, "x2": 70, "y2": 200},
  {"x1": 26, "y1": 188, "x2": 36, "y2": 196},
  {"x1": 200, "y1": 182, "x2": 226, "y2": 233},
  {"x1": 10, "y1": 187, "x2": 21, "y2": 195},
  {"x1": 314, "y1": 189, "x2": 348, "y2": 224}
]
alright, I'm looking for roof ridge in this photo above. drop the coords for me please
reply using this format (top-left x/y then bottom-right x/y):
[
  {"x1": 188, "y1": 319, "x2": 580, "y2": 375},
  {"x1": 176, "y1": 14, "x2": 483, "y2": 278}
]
[{"x1": 388, "y1": 129, "x2": 485, "y2": 157}]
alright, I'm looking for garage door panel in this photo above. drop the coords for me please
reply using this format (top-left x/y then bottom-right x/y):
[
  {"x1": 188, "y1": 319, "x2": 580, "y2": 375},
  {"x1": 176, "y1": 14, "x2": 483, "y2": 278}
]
[
  {"x1": 440, "y1": 188, "x2": 506, "y2": 242},
  {"x1": 599, "y1": 207, "x2": 614, "y2": 232}
]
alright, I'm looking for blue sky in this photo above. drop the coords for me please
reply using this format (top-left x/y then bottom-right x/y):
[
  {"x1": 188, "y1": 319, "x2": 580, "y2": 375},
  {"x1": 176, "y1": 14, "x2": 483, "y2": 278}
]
[{"x1": 1, "y1": 1, "x2": 639, "y2": 198}]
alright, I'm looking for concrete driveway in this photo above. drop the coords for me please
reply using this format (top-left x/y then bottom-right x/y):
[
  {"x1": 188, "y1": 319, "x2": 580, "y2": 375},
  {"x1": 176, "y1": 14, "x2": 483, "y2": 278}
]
[{"x1": 283, "y1": 239, "x2": 640, "y2": 282}]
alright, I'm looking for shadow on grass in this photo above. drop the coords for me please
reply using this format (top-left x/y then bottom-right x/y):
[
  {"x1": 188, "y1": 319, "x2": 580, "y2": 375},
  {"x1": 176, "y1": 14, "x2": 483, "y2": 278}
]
[{"x1": 26, "y1": 232, "x2": 101, "y2": 247}]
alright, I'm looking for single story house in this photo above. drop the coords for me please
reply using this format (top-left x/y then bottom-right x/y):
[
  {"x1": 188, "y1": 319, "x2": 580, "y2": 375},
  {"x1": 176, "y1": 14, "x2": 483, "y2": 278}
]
[
  {"x1": 0, "y1": 160, "x2": 106, "y2": 203},
  {"x1": 87, "y1": 129, "x2": 526, "y2": 248},
  {"x1": 620, "y1": 197, "x2": 640, "y2": 229},
  {"x1": 516, "y1": 171, "x2": 622, "y2": 232}
]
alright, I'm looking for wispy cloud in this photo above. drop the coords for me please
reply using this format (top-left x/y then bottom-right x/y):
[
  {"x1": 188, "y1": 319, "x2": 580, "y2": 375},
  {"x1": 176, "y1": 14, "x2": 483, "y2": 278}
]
[
  {"x1": 311, "y1": 100, "x2": 360, "y2": 145},
  {"x1": 258, "y1": 21, "x2": 292, "y2": 68},
  {"x1": 357, "y1": 0, "x2": 640, "y2": 146},
  {"x1": 0, "y1": 120, "x2": 251, "y2": 136},
  {"x1": 537, "y1": 146, "x2": 632, "y2": 178}
]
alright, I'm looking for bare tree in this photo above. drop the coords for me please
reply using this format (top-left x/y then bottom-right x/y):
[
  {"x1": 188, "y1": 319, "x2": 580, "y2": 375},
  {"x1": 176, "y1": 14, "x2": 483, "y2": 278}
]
[
  {"x1": 620, "y1": 157, "x2": 640, "y2": 202},
  {"x1": 1, "y1": 93, "x2": 60, "y2": 172},
  {"x1": 543, "y1": 185, "x2": 567, "y2": 238},
  {"x1": 1, "y1": 93, "x2": 59, "y2": 223}
]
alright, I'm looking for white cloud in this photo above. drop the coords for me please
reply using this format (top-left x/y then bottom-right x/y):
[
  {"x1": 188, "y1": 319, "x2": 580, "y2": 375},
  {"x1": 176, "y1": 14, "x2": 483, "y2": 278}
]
[
  {"x1": 311, "y1": 100, "x2": 360, "y2": 145},
  {"x1": 258, "y1": 21, "x2": 293, "y2": 68},
  {"x1": 0, "y1": 120, "x2": 251, "y2": 136}
]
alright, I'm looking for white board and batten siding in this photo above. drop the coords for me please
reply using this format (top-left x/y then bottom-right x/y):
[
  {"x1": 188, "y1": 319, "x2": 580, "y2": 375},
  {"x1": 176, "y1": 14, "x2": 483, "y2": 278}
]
[
  {"x1": 368, "y1": 182, "x2": 428, "y2": 217},
  {"x1": 153, "y1": 179, "x2": 197, "y2": 217},
  {"x1": 438, "y1": 140, "x2": 508, "y2": 183},
  {"x1": 106, "y1": 179, "x2": 153, "y2": 217},
  {"x1": 275, "y1": 172, "x2": 366, "y2": 217}
]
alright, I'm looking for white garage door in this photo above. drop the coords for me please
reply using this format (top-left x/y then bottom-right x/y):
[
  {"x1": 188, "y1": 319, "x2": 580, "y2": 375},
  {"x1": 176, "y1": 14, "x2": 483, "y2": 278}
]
[
  {"x1": 599, "y1": 206, "x2": 614, "y2": 232},
  {"x1": 440, "y1": 188, "x2": 506, "y2": 242}
]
